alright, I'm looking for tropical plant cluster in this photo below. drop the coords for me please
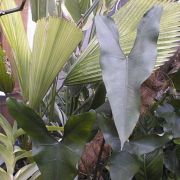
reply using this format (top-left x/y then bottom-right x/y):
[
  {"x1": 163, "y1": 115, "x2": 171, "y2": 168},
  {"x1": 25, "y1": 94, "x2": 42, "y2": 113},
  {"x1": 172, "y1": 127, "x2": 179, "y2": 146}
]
[{"x1": 0, "y1": 0, "x2": 179, "y2": 179}]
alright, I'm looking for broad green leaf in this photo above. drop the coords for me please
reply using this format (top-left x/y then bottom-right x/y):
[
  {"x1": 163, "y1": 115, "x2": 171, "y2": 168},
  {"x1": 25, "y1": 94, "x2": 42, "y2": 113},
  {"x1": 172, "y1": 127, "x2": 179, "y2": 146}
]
[
  {"x1": 123, "y1": 134, "x2": 172, "y2": 155},
  {"x1": 64, "y1": 0, "x2": 91, "y2": 22},
  {"x1": 156, "y1": 103, "x2": 180, "y2": 138},
  {"x1": 65, "y1": 0, "x2": 180, "y2": 85},
  {"x1": 95, "y1": 6, "x2": 162, "y2": 147},
  {"x1": 0, "y1": 47, "x2": 14, "y2": 94},
  {"x1": 0, "y1": 0, "x2": 31, "y2": 99},
  {"x1": 7, "y1": 98, "x2": 96, "y2": 180},
  {"x1": 30, "y1": 0, "x2": 56, "y2": 22},
  {"x1": 135, "y1": 149, "x2": 164, "y2": 180},
  {"x1": 96, "y1": 112, "x2": 168, "y2": 180},
  {"x1": 110, "y1": 151, "x2": 140, "y2": 180},
  {"x1": 15, "y1": 163, "x2": 39, "y2": 180},
  {"x1": 29, "y1": 17, "x2": 82, "y2": 109}
]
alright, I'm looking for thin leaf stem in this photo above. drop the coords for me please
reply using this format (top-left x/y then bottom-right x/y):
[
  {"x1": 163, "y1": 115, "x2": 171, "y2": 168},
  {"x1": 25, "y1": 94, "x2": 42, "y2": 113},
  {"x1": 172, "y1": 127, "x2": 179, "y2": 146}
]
[
  {"x1": 0, "y1": 0, "x2": 27, "y2": 16},
  {"x1": 77, "y1": 0, "x2": 100, "y2": 27}
]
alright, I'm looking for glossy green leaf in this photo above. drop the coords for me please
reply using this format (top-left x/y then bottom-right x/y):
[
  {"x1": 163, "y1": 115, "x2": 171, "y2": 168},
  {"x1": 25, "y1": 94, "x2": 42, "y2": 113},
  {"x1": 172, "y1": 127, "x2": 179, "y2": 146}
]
[
  {"x1": 0, "y1": 47, "x2": 14, "y2": 94},
  {"x1": 29, "y1": 17, "x2": 82, "y2": 109},
  {"x1": 110, "y1": 151, "x2": 140, "y2": 180},
  {"x1": 135, "y1": 149, "x2": 164, "y2": 180},
  {"x1": 123, "y1": 134, "x2": 172, "y2": 155},
  {"x1": 7, "y1": 98, "x2": 96, "y2": 180},
  {"x1": 95, "y1": 6, "x2": 162, "y2": 147},
  {"x1": 65, "y1": 0, "x2": 180, "y2": 85},
  {"x1": 0, "y1": 0, "x2": 31, "y2": 99},
  {"x1": 64, "y1": 0, "x2": 91, "y2": 22}
]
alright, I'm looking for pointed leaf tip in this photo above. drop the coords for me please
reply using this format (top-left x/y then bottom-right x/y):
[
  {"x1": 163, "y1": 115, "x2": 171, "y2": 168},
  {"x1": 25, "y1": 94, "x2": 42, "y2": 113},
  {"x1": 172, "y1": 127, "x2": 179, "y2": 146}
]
[{"x1": 95, "y1": 6, "x2": 162, "y2": 148}]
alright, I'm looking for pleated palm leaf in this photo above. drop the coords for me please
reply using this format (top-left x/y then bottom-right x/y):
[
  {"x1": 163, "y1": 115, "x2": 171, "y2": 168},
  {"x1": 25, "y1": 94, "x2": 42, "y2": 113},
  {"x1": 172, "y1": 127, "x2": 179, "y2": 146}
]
[
  {"x1": 0, "y1": 0, "x2": 31, "y2": 98},
  {"x1": 65, "y1": 0, "x2": 180, "y2": 85},
  {"x1": 0, "y1": 0, "x2": 82, "y2": 109},
  {"x1": 29, "y1": 18, "x2": 82, "y2": 108}
]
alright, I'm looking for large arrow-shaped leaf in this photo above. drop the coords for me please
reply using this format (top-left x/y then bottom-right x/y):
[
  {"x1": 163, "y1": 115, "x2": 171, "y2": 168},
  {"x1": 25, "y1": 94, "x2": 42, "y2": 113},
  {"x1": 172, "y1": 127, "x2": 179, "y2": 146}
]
[
  {"x1": 95, "y1": 6, "x2": 162, "y2": 147},
  {"x1": 7, "y1": 98, "x2": 96, "y2": 180}
]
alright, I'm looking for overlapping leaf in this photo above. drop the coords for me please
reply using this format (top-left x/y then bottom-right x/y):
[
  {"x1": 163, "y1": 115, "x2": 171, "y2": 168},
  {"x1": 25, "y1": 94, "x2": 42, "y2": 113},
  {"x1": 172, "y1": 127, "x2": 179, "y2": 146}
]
[
  {"x1": 7, "y1": 98, "x2": 96, "y2": 180},
  {"x1": 65, "y1": 0, "x2": 180, "y2": 85},
  {"x1": 97, "y1": 112, "x2": 170, "y2": 179},
  {"x1": 0, "y1": 0, "x2": 82, "y2": 109}
]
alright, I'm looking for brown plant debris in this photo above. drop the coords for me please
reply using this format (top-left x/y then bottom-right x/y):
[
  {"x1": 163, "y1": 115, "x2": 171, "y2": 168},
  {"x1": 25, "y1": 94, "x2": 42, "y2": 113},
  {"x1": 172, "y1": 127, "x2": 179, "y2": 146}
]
[{"x1": 78, "y1": 131, "x2": 111, "y2": 180}]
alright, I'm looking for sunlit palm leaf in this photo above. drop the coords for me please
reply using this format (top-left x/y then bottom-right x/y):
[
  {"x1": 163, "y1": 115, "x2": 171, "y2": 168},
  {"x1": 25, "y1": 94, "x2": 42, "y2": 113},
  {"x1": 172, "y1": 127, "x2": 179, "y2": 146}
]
[
  {"x1": 65, "y1": 0, "x2": 180, "y2": 85},
  {"x1": 29, "y1": 17, "x2": 82, "y2": 109},
  {"x1": 0, "y1": 0, "x2": 31, "y2": 98}
]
